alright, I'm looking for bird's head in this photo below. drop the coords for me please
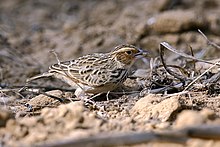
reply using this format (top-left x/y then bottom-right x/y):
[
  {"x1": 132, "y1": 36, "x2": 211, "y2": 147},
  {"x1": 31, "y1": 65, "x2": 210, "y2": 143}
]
[{"x1": 110, "y1": 44, "x2": 148, "y2": 65}]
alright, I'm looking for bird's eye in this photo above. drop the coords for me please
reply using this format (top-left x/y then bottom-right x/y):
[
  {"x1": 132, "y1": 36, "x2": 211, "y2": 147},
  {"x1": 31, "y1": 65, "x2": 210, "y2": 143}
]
[{"x1": 126, "y1": 51, "x2": 132, "y2": 55}]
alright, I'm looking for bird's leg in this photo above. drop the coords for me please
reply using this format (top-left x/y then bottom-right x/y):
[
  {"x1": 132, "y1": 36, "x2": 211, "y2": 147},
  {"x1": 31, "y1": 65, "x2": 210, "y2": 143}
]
[
  {"x1": 106, "y1": 91, "x2": 110, "y2": 101},
  {"x1": 74, "y1": 87, "x2": 90, "y2": 99},
  {"x1": 89, "y1": 93, "x2": 102, "y2": 100}
]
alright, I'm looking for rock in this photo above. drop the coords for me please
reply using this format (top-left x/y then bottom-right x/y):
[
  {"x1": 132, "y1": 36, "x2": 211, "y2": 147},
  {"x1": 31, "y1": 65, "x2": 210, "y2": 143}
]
[
  {"x1": 2, "y1": 101, "x2": 103, "y2": 147},
  {"x1": 147, "y1": 10, "x2": 206, "y2": 33},
  {"x1": 21, "y1": 129, "x2": 48, "y2": 145},
  {"x1": 200, "y1": 108, "x2": 215, "y2": 120},
  {"x1": 188, "y1": 137, "x2": 220, "y2": 147},
  {"x1": 0, "y1": 108, "x2": 13, "y2": 127},
  {"x1": 130, "y1": 95, "x2": 181, "y2": 122},
  {"x1": 5, "y1": 119, "x2": 28, "y2": 138},
  {"x1": 27, "y1": 90, "x2": 63, "y2": 108},
  {"x1": 17, "y1": 117, "x2": 39, "y2": 127},
  {"x1": 174, "y1": 108, "x2": 216, "y2": 129},
  {"x1": 41, "y1": 101, "x2": 84, "y2": 125},
  {"x1": 174, "y1": 110, "x2": 205, "y2": 129},
  {"x1": 40, "y1": 101, "x2": 103, "y2": 131}
]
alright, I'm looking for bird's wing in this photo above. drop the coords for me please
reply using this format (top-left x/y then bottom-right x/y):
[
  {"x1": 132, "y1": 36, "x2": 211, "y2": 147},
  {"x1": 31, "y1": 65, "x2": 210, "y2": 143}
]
[{"x1": 48, "y1": 54, "x2": 115, "y2": 86}]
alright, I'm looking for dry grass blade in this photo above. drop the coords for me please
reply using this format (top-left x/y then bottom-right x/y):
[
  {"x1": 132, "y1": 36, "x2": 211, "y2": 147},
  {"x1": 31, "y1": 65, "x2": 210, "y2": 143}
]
[
  {"x1": 160, "y1": 42, "x2": 220, "y2": 66},
  {"x1": 198, "y1": 29, "x2": 220, "y2": 50},
  {"x1": 159, "y1": 43, "x2": 187, "y2": 82},
  {"x1": 50, "y1": 50, "x2": 61, "y2": 66},
  {"x1": 159, "y1": 42, "x2": 220, "y2": 94},
  {"x1": 183, "y1": 61, "x2": 219, "y2": 91}
]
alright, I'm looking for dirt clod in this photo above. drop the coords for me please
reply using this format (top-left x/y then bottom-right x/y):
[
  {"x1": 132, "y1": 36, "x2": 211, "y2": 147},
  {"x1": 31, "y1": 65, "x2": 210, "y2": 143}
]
[{"x1": 131, "y1": 95, "x2": 181, "y2": 122}]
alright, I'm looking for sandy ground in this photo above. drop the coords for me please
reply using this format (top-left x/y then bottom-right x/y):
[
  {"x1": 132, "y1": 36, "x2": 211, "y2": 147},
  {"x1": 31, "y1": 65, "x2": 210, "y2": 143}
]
[{"x1": 0, "y1": 0, "x2": 220, "y2": 146}]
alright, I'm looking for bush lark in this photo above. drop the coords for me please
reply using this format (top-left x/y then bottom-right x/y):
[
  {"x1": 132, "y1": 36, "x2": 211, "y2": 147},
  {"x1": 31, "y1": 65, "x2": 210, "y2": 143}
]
[{"x1": 27, "y1": 44, "x2": 148, "y2": 98}]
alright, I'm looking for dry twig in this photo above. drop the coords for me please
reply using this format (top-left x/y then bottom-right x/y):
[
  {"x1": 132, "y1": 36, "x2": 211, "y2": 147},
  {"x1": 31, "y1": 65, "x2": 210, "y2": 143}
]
[{"x1": 38, "y1": 125, "x2": 220, "y2": 147}]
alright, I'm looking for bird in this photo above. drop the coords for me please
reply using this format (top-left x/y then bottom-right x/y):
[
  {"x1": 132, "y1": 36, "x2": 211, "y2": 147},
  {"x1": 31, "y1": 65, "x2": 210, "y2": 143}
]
[{"x1": 27, "y1": 44, "x2": 148, "y2": 98}]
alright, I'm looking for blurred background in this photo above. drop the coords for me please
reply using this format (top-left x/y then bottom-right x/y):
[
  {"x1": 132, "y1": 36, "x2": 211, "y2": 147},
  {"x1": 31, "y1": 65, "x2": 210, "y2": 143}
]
[{"x1": 0, "y1": 0, "x2": 219, "y2": 85}]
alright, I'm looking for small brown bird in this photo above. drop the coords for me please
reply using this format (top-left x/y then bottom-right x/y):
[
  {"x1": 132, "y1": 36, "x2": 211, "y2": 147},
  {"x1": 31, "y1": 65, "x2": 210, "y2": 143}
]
[{"x1": 27, "y1": 44, "x2": 148, "y2": 98}]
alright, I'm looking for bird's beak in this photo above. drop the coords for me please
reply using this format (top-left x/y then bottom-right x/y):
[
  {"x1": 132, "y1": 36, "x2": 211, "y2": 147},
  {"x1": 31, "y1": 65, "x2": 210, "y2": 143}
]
[{"x1": 135, "y1": 49, "x2": 149, "y2": 58}]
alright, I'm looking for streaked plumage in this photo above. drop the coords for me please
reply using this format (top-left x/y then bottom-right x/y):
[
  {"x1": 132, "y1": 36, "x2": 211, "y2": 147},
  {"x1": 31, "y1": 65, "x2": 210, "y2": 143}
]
[{"x1": 27, "y1": 44, "x2": 148, "y2": 97}]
